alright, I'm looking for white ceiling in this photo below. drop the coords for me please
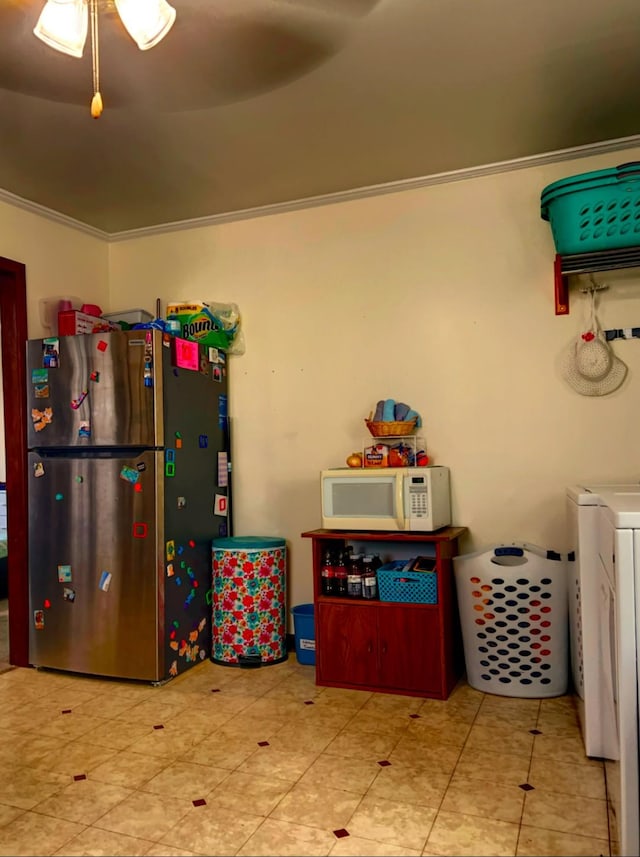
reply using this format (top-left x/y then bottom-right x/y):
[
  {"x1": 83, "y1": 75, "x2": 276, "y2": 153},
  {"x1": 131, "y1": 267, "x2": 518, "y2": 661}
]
[{"x1": 2, "y1": 0, "x2": 640, "y2": 236}]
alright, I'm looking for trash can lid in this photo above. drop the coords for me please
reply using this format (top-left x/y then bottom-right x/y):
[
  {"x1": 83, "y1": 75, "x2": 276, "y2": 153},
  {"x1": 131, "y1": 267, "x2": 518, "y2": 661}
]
[{"x1": 212, "y1": 536, "x2": 286, "y2": 550}]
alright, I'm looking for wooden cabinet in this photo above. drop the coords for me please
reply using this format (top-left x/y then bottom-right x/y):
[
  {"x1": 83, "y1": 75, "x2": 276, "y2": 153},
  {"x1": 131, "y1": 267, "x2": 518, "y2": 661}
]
[{"x1": 301, "y1": 527, "x2": 467, "y2": 700}]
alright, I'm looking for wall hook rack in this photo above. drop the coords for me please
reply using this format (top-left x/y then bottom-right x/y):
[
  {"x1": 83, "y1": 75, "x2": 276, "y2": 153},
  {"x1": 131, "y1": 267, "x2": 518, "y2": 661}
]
[
  {"x1": 553, "y1": 248, "x2": 640, "y2": 314},
  {"x1": 579, "y1": 275, "x2": 609, "y2": 295}
]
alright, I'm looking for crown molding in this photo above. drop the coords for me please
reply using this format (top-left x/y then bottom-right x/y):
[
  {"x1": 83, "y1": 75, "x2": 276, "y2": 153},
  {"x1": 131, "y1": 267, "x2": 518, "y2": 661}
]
[
  {"x1": 0, "y1": 187, "x2": 109, "y2": 240},
  {"x1": 4, "y1": 134, "x2": 640, "y2": 242}
]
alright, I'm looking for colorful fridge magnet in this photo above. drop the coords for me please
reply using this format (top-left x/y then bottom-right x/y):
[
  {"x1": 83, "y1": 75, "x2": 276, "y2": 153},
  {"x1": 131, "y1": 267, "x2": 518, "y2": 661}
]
[
  {"x1": 42, "y1": 338, "x2": 59, "y2": 368},
  {"x1": 214, "y1": 494, "x2": 228, "y2": 516},
  {"x1": 32, "y1": 368, "x2": 48, "y2": 385},
  {"x1": 55, "y1": 493, "x2": 64, "y2": 501},
  {"x1": 217, "y1": 452, "x2": 228, "y2": 487},
  {"x1": 119, "y1": 465, "x2": 140, "y2": 484},
  {"x1": 33, "y1": 462, "x2": 45, "y2": 478},
  {"x1": 218, "y1": 394, "x2": 228, "y2": 428},
  {"x1": 90, "y1": 370, "x2": 100, "y2": 382},
  {"x1": 75, "y1": 475, "x2": 83, "y2": 483},
  {"x1": 63, "y1": 587, "x2": 76, "y2": 602},
  {"x1": 177, "y1": 497, "x2": 186, "y2": 510},
  {"x1": 70, "y1": 390, "x2": 88, "y2": 410},
  {"x1": 166, "y1": 563, "x2": 174, "y2": 577},
  {"x1": 98, "y1": 571, "x2": 112, "y2": 592},
  {"x1": 78, "y1": 421, "x2": 91, "y2": 438},
  {"x1": 175, "y1": 431, "x2": 182, "y2": 449},
  {"x1": 34, "y1": 383, "x2": 49, "y2": 399},
  {"x1": 208, "y1": 347, "x2": 219, "y2": 363},
  {"x1": 198, "y1": 435, "x2": 208, "y2": 449},
  {"x1": 34, "y1": 610, "x2": 45, "y2": 630},
  {"x1": 58, "y1": 565, "x2": 72, "y2": 583},
  {"x1": 132, "y1": 522, "x2": 148, "y2": 538},
  {"x1": 97, "y1": 340, "x2": 108, "y2": 352},
  {"x1": 31, "y1": 408, "x2": 53, "y2": 432},
  {"x1": 213, "y1": 366, "x2": 222, "y2": 383},
  {"x1": 166, "y1": 540, "x2": 175, "y2": 561}
]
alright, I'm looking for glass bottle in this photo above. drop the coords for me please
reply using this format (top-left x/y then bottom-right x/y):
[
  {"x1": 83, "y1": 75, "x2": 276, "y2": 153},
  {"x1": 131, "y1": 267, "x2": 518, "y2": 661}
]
[
  {"x1": 321, "y1": 549, "x2": 336, "y2": 596},
  {"x1": 347, "y1": 553, "x2": 363, "y2": 599},
  {"x1": 361, "y1": 555, "x2": 378, "y2": 600},
  {"x1": 335, "y1": 549, "x2": 348, "y2": 597}
]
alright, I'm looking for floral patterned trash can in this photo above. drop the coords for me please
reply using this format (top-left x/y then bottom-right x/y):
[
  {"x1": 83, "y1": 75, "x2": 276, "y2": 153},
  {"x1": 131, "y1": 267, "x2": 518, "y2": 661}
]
[{"x1": 211, "y1": 536, "x2": 287, "y2": 666}]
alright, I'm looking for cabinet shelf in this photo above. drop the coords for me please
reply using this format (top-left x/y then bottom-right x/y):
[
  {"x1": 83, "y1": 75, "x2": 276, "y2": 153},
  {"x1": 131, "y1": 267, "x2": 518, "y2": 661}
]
[
  {"x1": 316, "y1": 593, "x2": 439, "y2": 610},
  {"x1": 554, "y1": 248, "x2": 640, "y2": 315},
  {"x1": 302, "y1": 527, "x2": 467, "y2": 699}
]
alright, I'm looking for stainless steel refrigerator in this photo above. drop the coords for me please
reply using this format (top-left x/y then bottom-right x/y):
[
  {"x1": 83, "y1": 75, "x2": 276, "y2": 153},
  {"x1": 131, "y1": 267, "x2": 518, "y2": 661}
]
[{"x1": 26, "y1": 329, "x2": 231, "y2": 682}]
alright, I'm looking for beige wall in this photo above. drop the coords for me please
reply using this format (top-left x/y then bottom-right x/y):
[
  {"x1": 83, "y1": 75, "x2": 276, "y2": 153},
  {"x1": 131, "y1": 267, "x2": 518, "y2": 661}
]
[
  {"x1": 108, "y1": 146, "x2": 640, "y2": 613},
  {"x1": 0, "y1": 200, "x2": 109, "y2": 338},
  {"x1": 5, "y1": 148, "x2": 640, "y2": 615},
  {"x1": 0, "y1": 201, "x2": 108, "y2": 485}
]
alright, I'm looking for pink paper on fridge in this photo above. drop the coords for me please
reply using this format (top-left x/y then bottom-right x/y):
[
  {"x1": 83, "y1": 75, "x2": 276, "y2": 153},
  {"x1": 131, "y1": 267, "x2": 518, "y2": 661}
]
[{"x1": 173, "y1": 337, "x2": 199, "y2": 371}]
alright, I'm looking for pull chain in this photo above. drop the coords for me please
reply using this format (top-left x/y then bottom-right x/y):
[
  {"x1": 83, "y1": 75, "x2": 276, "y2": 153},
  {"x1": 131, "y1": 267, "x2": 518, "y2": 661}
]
[{"x1": 90, "y1": 0, "x2": 103, "y2": 118}]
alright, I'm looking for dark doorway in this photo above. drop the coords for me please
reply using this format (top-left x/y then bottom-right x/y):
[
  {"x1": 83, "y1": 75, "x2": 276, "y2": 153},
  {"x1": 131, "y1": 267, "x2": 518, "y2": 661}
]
[{"x1": 0, "y1": 257, "x2": 29, "y2": 667}]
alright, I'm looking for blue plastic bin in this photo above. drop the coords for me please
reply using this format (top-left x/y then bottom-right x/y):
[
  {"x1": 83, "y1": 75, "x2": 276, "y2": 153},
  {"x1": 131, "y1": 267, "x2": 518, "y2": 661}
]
[{"x1": 291, "y1": 603, "x2": 315, "y2": 665}]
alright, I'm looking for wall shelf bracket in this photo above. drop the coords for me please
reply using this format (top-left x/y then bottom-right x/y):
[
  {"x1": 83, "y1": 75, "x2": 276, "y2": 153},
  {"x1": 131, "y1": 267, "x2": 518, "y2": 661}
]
[{"x1": 554, "y1": 247, "x2": 640, "y2": 315}]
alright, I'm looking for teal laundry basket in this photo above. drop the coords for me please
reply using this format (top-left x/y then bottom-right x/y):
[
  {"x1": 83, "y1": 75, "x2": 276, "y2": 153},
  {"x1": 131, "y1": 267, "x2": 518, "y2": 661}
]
[
  {"x1": 211, "y1": 536, "x2": 287, "y2": 667},
  {"x1": 291, "y1": 603, "x2": 315, "y2": 665},
  {"x1": 540, "y1": 161, "x2": 640, "y2": 254}
]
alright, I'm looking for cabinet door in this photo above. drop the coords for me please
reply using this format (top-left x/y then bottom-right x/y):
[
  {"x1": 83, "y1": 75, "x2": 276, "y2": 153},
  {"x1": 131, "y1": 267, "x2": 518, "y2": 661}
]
[
  {"x1": 317, "y1": 602, "x2": 378, "y2": 687},
  {"x1": 377, "y1": 606, "x2": 442, "y2": 695}
]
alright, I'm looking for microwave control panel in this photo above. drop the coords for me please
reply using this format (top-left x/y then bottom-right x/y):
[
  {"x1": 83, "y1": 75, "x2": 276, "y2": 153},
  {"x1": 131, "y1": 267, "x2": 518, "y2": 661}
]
[{"x1": 407, "y1": 476, "x2": 429, "y2": 519}]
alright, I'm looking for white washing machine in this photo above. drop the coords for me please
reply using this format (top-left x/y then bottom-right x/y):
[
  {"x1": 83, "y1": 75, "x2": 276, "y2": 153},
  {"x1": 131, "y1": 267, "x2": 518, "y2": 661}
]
[
  {"x1": 566, "y1": 484, "x2": 638, "y2": 760},
  {"x1": 595, "y1": 490, "x2": 640, "y2": 857}
]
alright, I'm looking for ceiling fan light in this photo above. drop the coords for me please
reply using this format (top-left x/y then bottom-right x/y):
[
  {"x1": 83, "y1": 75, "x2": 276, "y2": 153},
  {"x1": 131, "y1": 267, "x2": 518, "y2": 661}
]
[
  {"x1": 33, "y1": 0, "x2": 88, "y2": 58},
  {"x1": 114, "y1": 0, "x2": 176, "y2": 51}
]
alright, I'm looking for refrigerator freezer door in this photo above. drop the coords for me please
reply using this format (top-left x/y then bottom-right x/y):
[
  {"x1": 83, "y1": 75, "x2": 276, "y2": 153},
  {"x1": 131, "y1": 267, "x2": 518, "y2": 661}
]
[
  {"x1": 26, "y1": 330, "x2": 163, "y2": 449},
  {"x1": 28, "y1": 450, "x2": 163, "y2": 680},
  {"x1": 159, "y1": 339, "x2": 231, "y2": 676}
]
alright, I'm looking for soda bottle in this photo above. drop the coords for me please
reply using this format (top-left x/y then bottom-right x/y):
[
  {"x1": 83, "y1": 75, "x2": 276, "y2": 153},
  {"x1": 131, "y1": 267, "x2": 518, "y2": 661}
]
[
  {"x1": 321, "y1": 549, "x2": 336, "y2": 596},
  {"x1": 335, "y1": 550, "x2": 348, "y2": 597},
  {"x1": 361, "y1": 555, "x2": 378, "y2": 600},
  {"x1": 347, "y1": 553, "x2": 363, "y2": 599}
]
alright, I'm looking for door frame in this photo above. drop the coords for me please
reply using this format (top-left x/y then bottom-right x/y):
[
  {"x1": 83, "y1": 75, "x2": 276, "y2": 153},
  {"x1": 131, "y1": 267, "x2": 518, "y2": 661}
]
[{"x1": 0, "y1": 257, "x2": 29, "y2": 667}]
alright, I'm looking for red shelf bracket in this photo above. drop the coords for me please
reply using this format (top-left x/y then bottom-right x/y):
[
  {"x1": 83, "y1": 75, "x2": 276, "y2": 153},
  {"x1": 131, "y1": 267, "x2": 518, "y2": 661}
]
[{"x1": 554, "y1": 254, "x2": 569, "y2": 315}]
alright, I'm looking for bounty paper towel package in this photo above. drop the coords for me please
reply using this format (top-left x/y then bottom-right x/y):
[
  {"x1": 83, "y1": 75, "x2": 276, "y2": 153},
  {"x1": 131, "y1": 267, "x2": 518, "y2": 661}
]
[{"x1": 166, "y1": 301, "x2": 242, "y2": 352}]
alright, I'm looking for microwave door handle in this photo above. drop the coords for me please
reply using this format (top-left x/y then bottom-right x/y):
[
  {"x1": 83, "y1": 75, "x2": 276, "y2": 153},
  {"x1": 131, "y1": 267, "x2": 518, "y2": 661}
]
[{"x1": 396, "y1": 474, "x2": 405, "y2": 530}]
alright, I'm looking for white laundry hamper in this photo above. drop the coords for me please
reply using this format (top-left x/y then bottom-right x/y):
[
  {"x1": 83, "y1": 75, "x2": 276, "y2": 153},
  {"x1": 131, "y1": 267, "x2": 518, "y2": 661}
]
[{"x1": 453, "y1": 543, "x2": 569, "y2": 698}]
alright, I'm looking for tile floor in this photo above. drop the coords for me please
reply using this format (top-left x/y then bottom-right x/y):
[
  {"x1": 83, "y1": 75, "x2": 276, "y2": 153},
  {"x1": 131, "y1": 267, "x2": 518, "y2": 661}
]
[
  {"x1": 0, "y1": 599, "x2": 8, "y2": 672},
  {"x1": 0, "y1": 655, "x2": 610, "y2": 857}
]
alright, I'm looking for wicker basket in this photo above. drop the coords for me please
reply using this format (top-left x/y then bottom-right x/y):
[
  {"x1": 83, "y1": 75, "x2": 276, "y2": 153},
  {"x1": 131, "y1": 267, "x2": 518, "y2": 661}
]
[{"x1": 365, "y1": 418, "x2": 417, "y2": 437}]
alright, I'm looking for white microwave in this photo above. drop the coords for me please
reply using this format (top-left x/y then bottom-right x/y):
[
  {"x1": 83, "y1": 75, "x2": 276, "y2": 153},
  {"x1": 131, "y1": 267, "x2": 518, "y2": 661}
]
[{"x1": 321, "y1": 466, "x2": 451, "y2": 532}]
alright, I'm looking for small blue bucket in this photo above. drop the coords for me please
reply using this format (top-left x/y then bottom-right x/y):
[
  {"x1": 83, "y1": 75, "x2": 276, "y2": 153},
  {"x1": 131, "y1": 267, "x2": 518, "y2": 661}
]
[{"x1": 291, "y1": 603, "x2": 315, "y2": 666}]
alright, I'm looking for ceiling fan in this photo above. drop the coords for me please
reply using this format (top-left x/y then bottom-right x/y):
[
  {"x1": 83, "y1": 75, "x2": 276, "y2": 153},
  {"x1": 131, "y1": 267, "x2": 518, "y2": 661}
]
[{"x1": 0, "y1": 0, "x2": 380, "y2": 113}]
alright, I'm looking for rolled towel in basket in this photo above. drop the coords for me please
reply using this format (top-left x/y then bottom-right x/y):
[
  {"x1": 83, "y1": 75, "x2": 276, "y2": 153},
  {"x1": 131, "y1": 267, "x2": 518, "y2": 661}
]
[
  {"x1": 382, "y1": 399, "x2": 396, "y2": 421},
  {"x1": 373, "y1": 400, "x2": 386, "y2": 422},
  {"x1": 405, "y1": 408, "x2": 422, "y2": 427},
  {"x1": 394, "y1": 402, "x2": 410, "y2": 421}
]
